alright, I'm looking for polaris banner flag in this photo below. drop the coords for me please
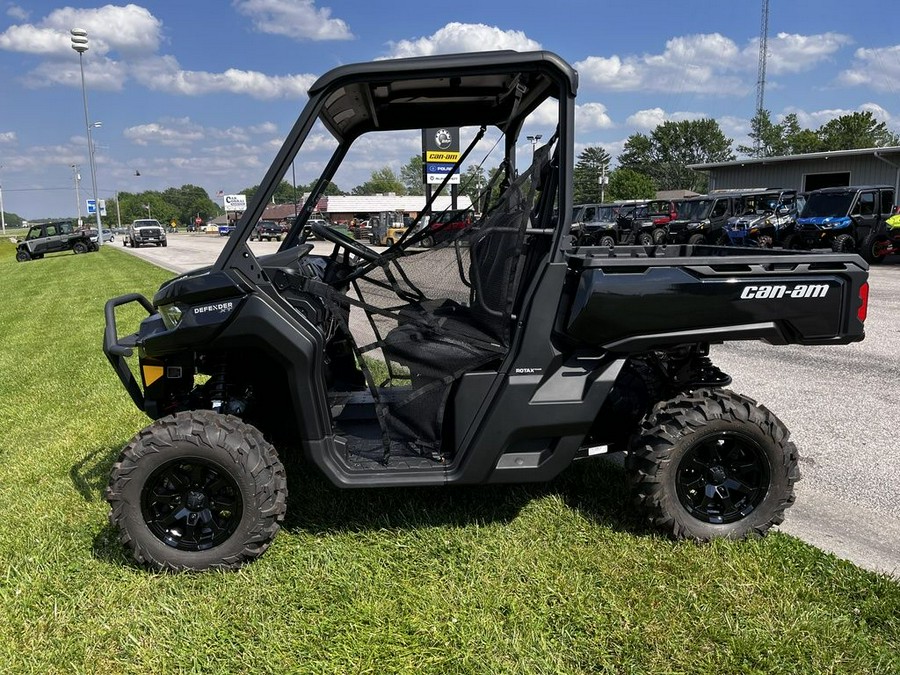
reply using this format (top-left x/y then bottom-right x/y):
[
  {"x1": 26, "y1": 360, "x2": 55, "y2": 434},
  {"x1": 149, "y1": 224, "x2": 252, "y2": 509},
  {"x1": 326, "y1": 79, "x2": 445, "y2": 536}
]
[
  {"x1": 422, "y1": 127, "x2": 460, "y2": 185},
  {"x1": 223, "y1": 194, "x2": 247, "y2": 212}
]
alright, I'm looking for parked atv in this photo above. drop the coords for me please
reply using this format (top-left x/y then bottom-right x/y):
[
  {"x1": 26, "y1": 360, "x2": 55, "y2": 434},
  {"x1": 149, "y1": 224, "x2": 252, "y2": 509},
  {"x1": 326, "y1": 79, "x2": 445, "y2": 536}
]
[
  {"x1": 102, "y1": 50, "x2": 869, "y2": 571},
  {"x1": 796, "y1": 185, "x2": 894, "y2": 261},
  {"x1": 570, "y1": 203, "x2": 620, "y2": 246},
  {"x1": 723, "y1": 190, "x2": 804, "y2": 248}
]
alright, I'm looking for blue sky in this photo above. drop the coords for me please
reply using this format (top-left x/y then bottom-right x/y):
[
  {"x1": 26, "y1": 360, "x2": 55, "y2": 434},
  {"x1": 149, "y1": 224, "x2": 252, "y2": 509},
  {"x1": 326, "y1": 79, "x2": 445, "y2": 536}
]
[{"x1": 1, "y1": 0, "x2": 898, "y2": 220}]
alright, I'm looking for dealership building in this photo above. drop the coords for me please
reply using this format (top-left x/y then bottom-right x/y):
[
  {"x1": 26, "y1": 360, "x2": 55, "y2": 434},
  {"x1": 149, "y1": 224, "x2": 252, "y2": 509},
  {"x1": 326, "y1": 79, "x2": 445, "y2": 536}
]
[{"x1": 689, "y1": 146, "x2": 900, "y2": 194}]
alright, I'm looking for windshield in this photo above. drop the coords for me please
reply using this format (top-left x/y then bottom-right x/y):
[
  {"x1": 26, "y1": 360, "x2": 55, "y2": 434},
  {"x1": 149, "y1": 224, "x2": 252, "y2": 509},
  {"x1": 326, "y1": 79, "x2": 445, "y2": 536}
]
[
  {"x1": 678, "y1": 199, "x2": 713, "y2": 221},
  {"x1": 800, "y1": 192, "x2": 854, "y2": 218}
]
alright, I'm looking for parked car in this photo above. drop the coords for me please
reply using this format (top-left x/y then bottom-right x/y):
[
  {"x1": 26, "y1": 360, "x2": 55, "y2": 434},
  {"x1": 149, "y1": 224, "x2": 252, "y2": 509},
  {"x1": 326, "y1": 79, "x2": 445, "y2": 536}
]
[
  {"x1": 87, "y1": 228, "x2": 115, "y2": 244},
  {"x1": 124, "y1": 219, "x2": 167, "y2": 248},
  {"x1": 15, "y1": 220, "x2": 95, "y2": 261},
  {"x1": 420, "y1": 209, "x2": 473, "y2": 247},
  {"x1": 218, "y1": 223, "x2": 235, "y2": 236},
  {"x1": 796, "y1": 185, "x2": 894, "y2": 261},
  {"x1": 250, "y1": 221, "x2": 283, "y2": 241}
]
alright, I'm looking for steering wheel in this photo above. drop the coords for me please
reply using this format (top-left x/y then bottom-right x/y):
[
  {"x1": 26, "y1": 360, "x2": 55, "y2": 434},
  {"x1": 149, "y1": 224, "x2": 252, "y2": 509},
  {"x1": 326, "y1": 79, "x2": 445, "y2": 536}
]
[{"x1": 309, "y1": 221, "x2": 381, "y2": 263}]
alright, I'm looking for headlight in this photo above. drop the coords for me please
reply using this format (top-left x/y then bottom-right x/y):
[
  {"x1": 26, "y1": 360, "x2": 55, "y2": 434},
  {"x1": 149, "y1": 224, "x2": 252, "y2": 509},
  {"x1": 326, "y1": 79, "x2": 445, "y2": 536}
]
[{"x1": 158, "y1": 303, "x2": 184, "y2": 329}]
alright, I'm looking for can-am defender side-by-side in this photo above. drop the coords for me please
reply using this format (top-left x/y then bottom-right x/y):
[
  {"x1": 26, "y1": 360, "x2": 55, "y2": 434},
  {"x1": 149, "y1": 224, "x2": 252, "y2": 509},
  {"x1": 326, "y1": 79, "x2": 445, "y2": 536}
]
[{"x1": 103, "y1": 51, "x2": 869, "y2": 571}]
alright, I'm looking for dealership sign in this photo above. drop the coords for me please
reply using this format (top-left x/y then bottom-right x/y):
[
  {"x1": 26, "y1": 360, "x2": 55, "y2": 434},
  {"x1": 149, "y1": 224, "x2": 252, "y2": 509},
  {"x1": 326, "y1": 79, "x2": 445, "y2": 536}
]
[
  {"x1": 422, "y1": 127, "x2": 460, "y2": 185},
  {"x1": 223, "y1": 194, "x2": 247, "y2": 212}
]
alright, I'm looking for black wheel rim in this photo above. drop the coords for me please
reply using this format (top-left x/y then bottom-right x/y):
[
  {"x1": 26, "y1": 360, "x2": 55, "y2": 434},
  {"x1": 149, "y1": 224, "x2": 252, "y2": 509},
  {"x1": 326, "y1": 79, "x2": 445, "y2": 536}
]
[
  {"x1": 141, "y1": 457, "x2": 243, "y2": 551},
  {"x1": 675, "y1": 432, "x2": 770, "y2": 524}
]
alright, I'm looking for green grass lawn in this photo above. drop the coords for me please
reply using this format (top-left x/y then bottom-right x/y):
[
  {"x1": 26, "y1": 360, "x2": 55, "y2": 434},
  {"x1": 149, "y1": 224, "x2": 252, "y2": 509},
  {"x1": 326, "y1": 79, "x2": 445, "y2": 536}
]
[{"x1": 0, "y1": 241, "x2": 897, "y2": 674}]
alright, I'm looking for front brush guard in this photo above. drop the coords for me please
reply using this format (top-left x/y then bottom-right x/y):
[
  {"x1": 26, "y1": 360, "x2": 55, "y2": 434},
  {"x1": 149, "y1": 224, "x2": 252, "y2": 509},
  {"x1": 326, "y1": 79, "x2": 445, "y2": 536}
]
[{"x1": 103, "y1": 293, "x2": 156, "y2": 411}]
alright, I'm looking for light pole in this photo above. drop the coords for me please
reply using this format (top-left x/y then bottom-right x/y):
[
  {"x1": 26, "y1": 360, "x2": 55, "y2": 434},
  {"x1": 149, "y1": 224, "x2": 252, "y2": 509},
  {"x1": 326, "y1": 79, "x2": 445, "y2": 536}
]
[
  {"x1": 526, "y1": 134, "x2": 542, "y2": 157},
  {"x1": 0, "y1": 164, "x2": 6, "y2": 235},
  {"x1": 71, "y1": 164, "x2": 82, "y2": 223},
  {"x1": 71, "y1": 28, "x2": 103, "y2": 246}
]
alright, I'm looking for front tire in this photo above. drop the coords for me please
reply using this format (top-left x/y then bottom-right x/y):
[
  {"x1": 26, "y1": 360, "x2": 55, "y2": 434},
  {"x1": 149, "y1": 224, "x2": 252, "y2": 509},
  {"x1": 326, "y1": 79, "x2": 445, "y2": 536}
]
[
  {"x1": 687, "y1": 233, "x2": 706, "y2": 246},
  {"x1": 106, "y1": 411, "x2": 287, "y2": 572},
  {"x1": 597, "y1": 234, "x2": 616, "y2": 247},
  {"x1": 627, "y1": 388, "x2": 799, "y2": 541},
  {"x1": 652, "y1": 228, "x2": 667, "y2": 245},
  {"x1": 16, "y1": 249, "x2": 31, "y2": 262},
  {"x1": 832, "y1": 233, "x2": 855, "y2": 253},
  {"x1": 73, "y1": 241, "x2": 88, "y2": 254}
]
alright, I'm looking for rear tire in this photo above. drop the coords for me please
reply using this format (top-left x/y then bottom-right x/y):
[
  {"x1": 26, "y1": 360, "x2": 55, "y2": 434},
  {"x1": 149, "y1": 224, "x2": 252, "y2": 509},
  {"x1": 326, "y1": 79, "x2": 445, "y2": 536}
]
[
  {"x1": 832, "y1": 233, "x2": 855, "y2": 253},
  {"x1": 627, "y1": 388, "x2": 799, "y2": 541},
  {"x1": 638, "y1": 232, "x2": 654, "y2": 246},
  {"x1": 106, "y1": 411, "x2": 288, "y2": 572},
  {"x1": 421, "y1": 235, "x2": 434, "y2": 248},
  {"x1": 598, "y1": 235, "x2": 616, "y2": 247},
  {"x1": 861, "y1": 232, "x2": 888, "y2": 264},
  {"x1": 687, "y1": 233, "x2": 705, "y2": 246},
  {"x1": 73, "y1": 241, "x2": 88, "y2": 254},
  {"x1": 652, "y1": 228, "x2": 667, "y2": 245}
]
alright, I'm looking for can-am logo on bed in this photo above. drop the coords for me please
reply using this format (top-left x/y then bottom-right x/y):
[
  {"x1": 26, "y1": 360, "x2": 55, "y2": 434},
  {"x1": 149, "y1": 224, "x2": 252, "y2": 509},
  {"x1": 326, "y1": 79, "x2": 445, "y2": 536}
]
[{"x1": 739, "y1": 284, "x2": 829, "y2": 299}]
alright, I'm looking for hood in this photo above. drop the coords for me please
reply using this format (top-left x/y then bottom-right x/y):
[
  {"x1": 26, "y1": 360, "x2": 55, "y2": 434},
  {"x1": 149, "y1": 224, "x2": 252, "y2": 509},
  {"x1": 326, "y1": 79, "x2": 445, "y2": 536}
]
[{"x1": 797, "y1": 216, "x2": 852, "y2": 227}]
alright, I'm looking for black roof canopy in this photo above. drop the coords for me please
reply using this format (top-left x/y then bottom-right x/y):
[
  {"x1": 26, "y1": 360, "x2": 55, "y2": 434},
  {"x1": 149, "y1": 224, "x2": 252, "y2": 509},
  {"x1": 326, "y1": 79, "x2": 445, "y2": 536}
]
[{"x1": 307, "y1": 50, "x2": 578, "y2": 140}]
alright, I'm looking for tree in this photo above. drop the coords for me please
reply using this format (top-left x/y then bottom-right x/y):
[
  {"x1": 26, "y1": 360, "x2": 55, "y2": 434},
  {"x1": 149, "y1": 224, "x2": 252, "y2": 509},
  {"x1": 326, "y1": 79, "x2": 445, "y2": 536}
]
[
  {"x1": 400, "y1": 156, "x2": 425, "y2": 195},
  {"x1": 351, "y1": 167, "x2": 405, "y2": 195},
  {"x1": 817, "y1": 111, "x2": 900, "y2": 151},
  {"x1": 737, "y1": 110, "x2": 786, "y2": 158},
  {"x1": 618, "y1": 119, "x2": 734, "y2": 193},
  {"x1": 607, "y1": 168, "x2": 656, "y2": 201},
  {"x1": 573, "y1": 146, "x2": 611, "y2": 203},
  {"x1": 460, "y1": 164, "x2": 487, "y2": 210}
]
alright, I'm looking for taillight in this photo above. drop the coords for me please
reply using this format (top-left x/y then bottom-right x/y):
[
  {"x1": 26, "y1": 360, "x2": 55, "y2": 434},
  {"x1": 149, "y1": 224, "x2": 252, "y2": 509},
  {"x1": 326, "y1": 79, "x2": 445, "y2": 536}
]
[{"x1": 857, "y1": 282, "x2": 869, "y2": 322}]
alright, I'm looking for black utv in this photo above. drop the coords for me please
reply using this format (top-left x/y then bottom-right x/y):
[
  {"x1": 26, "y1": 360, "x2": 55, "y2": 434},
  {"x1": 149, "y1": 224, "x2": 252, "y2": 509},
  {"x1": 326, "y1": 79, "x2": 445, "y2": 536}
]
[{"x1": 103, "y1": 51, "x2": 869, "y2": 571}]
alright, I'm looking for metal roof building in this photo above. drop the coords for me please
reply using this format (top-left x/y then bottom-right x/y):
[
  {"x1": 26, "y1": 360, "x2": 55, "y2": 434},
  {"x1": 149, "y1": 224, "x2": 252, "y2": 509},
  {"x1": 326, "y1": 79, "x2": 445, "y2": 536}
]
[{"x1": 688, "y1": 146, "x2": 900, "y2": 194}]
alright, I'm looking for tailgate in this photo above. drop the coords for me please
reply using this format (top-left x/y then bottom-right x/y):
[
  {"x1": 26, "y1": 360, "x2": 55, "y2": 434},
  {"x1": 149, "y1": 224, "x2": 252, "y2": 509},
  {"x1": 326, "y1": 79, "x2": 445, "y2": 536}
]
[{"x1": 565, "y1": 246, "x2": 868, "y2": 352}]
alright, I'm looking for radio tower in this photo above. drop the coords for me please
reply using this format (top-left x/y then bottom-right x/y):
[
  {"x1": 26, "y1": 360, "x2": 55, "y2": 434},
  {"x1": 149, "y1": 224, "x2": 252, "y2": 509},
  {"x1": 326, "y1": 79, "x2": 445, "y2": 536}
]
[{"x1": 754, "y1": 0, "x2": 770, "y2": 155}]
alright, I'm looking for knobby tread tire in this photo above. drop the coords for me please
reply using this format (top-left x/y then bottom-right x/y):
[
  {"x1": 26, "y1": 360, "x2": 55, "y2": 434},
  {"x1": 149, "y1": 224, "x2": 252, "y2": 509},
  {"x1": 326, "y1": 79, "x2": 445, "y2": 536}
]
[
  {"x1": 832, "y1": 233, "x2": 854, "y2": 253},
  {"x1": 105, "y1": 411, "x2": 287, "y2": 572},
  {"x1": 626, "y1": 388, "x2": 800, "y2": 541}
]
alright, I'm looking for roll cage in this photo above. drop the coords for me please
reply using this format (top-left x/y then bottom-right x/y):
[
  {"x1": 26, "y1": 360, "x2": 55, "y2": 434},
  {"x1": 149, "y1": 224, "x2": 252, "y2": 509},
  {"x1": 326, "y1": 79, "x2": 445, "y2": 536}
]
[{"x1": 214, "y1": 50, "x2": 578, "y2": 274}]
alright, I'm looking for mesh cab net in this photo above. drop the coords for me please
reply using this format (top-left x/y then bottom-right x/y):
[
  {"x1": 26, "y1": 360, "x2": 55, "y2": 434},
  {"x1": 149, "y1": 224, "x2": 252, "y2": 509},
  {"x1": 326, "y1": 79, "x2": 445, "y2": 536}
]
[{"x1": 314, "y1": 141, "x2": 553, "y2": 463}]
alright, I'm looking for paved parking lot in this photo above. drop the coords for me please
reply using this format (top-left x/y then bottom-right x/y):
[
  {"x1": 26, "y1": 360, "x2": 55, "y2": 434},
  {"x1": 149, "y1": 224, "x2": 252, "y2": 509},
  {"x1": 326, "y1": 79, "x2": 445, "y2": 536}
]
[{"x1": 119, "y1": 233, "x2": 900, "y2": 576}]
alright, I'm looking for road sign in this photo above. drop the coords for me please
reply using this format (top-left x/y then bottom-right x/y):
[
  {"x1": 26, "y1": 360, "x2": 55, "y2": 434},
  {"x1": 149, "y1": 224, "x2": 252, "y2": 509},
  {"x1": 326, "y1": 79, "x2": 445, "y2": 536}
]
[{"x1": 86, "y1": 199, "x2": 107, "y2": 216}]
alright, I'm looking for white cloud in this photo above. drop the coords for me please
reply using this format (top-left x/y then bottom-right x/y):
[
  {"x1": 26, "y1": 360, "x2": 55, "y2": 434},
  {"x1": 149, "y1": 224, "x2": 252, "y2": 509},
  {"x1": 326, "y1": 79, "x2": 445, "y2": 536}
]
[
  {"x1": 838, "y1": 45, "x2": 900, "y2": 92},
  {"x1": 0, "y1": 131, "x2": 17, "y2": 143},
  {"x1": 124, "y1": 117, "x2": 287, "y2": 150},
  {"x1": 576, "y1": 102, "x2": 615, "y2": 131},
  {"x1": 763, "y1": 32, "x2": 852, "y2": 75},
  {"x1": 576, "y1": 31, "x2": 852, "y2": 95},
  {"x1": 26, "y1": 56, "x2": 128, "y2": 91},
  {"x1": 129, "y1": 56, "x2": 317, "y2": 100},
  {"x1": 385, "y1": 22, "x2": 540, "y2": 58},
  {"x1": 626, "y1": 107, "x2": 708, "y2": 130},
  {"x1": 124, "y1": 119, "x2": 207, "y2": 147},
  {"x1": 233, "y1": 0, "x2": 353, "y2": 41},
  {"x1": 0, "y1": 4, "x2": 161, "y2": 57},
  {"x1": 6, "y1": 5, "x2": 28, "y2": 21},
  {"x1": 2, "y1": 6, "x2": 316, "y2": 99}
]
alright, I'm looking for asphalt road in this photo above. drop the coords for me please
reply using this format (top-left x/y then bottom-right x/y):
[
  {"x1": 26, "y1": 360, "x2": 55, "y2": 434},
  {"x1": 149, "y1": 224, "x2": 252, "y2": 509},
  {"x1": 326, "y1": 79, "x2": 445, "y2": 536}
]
[{"x1": 118, "y1": 233, "x2": 900, "y2": 577}]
